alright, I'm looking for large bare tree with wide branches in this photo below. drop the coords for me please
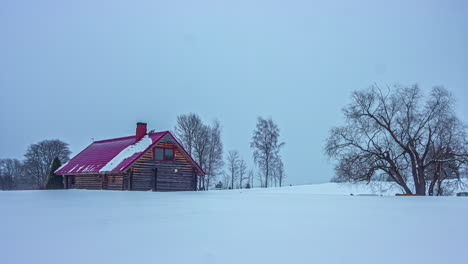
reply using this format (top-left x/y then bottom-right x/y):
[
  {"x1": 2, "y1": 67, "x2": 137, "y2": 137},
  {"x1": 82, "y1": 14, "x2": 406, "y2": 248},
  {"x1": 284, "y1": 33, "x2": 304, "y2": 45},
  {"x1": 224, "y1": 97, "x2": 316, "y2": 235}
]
[{"x1": 325, "y1": 85, "x2": 467, "y2": 195}]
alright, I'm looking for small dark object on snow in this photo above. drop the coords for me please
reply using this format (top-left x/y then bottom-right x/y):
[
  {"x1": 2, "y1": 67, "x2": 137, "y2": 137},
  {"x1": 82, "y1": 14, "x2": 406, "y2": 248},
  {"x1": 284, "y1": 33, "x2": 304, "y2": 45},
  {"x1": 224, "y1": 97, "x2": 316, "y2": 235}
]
[
  {"x1": 215, "y1": 181, "x2": 223, "y2": 190},
  {"x1": 456, "y1": 192, "x2": 468, "y2": 196}
]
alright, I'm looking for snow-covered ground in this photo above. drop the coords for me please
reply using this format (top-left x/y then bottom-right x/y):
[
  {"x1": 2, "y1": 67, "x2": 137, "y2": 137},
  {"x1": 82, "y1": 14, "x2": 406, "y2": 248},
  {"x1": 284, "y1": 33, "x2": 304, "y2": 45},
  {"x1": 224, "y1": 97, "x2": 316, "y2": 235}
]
[
  {"x1": 259, "y1": 180, "x2": 468, "y2": 196},
  {"x1": 1, "y1": 184, "x2": 468, "y2": 264}
]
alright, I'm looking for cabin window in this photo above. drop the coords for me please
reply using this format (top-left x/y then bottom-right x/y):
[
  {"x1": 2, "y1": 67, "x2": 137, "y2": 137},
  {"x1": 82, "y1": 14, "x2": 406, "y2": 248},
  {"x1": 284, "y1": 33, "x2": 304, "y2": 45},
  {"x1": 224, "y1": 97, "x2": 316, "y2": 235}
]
[
  {"x1": 154, "y1": 148, "x2": 164, "y2": 160},
  {"x1": 154, "y1": 147, "x2": 174, "y2": 161},
  {"x1": 165, "y1": 149, "x2": 174, "y2": 160}
]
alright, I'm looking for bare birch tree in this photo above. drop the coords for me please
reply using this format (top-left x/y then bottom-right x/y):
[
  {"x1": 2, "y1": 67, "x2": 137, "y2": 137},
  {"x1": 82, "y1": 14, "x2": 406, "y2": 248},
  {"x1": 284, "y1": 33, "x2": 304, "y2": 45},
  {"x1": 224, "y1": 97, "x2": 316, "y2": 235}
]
[
  {"x1": 274, "y1": 158, "x2": 286, "y2": 187},
  {"x1": 247, "y1": 169, "x2": 254, "y2": 188},
  {"x1": 222, "y1": 172, "x2": 231, "y2": 190},
  {"x1": 250, "y1": 117, "x2": 285, "y2": 188},
  {"x1": 193, "y1": 124, "x2": 210, "y2": 190},
  {"x1": 226, "y1": 150, "x2": 239, "y2": 189},
  {"x1": 174, "y1": 113, "x2": 203, "y2": 155},
  {"x1": 205, "y1": 121, "x2": 224, "y2": 190},
  {"x1": 256, "y1": 170, "x2": 265, "y2": 188},
  {"x1": 238, "y1": 158, "x2": 247, "y2": 189}
]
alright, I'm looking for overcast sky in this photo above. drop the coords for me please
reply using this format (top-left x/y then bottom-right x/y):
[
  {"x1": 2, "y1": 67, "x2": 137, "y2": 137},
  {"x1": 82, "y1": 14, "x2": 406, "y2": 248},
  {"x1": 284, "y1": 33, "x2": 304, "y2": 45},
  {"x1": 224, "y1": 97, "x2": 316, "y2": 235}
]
[{"x1": 1, "y1": 0, "x2": 467, "y2": 185}]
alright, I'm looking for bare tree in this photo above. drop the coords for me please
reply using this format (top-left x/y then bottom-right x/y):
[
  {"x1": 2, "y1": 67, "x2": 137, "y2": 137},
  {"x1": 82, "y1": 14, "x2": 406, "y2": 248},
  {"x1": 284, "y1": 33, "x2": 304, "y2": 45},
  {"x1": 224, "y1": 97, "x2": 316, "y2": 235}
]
[
  {"x1": 193, "y1": 124, "x2": 211, "y2": 190},
  {"x1": 247, "y1": 169, "x2": 254, "y2": 188},
  {"x1": 325, "y1": 85, "x2": 468, "y2": 195},
  {"x1": 250, "y1": 117, "x2": 285, "y2": 188},
  {"x1": 273, "y1": 158, "x2": 286, "y2": 187},
  {"x1": 238, "y1": 158, "x2": 247, "y2": 189},
  {"x1": 226, "y1": 150, "x2": 239, "y2": 189},
  {"x1": 176, "y1": 114, "x2": 224, "y2": 190},
  {"x1": 222, "y1": 172, "x2": 231, "y2": 190},
  {"x1": 205, "y1": 121, "x2": 224, "y2": 190},
  {"x1": 23, "y1": 139, "x2": 71, "y2": 188},
  {"x1": 0, "y1": 159, "x2": 23, "y2": 190},
  {"x1": 256, "y1": 170, "x2": 265, "y2": 188},
  {"x1": 174, "y1": 113, "x2": 203, "y2": 155}
]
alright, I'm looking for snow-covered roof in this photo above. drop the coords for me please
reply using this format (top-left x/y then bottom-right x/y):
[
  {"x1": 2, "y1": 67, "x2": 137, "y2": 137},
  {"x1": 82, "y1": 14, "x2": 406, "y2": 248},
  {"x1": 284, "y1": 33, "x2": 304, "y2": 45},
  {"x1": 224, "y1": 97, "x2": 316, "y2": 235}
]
[{"x1": 55, "y1": 131, "x2": 204, "y2": 175}]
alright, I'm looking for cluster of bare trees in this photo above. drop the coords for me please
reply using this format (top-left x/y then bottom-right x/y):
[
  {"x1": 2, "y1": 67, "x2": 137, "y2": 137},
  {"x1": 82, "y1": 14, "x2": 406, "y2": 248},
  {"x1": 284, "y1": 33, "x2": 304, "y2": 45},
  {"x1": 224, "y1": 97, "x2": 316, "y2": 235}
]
[
  {"x1": 175, "y1": 113, "x2": 224, "y2": 190},
  {"x1": 222, "y1": 150, "x2": 248, "y2": 189},
  {"x1": 325, "y1": 85, "x2": 467, "y2": 195},
  {"x1": 0, "y1": 139, "x2": 70, "y2": 190},
  {"x1": 24, "y1": 140, "x2": 71, "y2": 187},
  {"x1": 175, "y1": 114, "x2": 286, "y2": 190},
  {"x1": 272, "y1": 158, "x2": 286, "y2": 187},
  {"x1": 217, "y1": 117, "x2": 286, "y2": 190}
]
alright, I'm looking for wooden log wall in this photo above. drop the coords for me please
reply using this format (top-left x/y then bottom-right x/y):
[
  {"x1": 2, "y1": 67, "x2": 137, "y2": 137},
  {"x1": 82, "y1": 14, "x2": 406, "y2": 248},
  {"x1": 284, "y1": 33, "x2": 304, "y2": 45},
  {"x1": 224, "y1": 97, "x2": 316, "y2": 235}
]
[
  {"x1": 73, "y1": 174, "x2": 102, "y2": 190},
  {"x1": 129, "y1": 134, "x2": 197, "y2": 191},
  {"x1": 67, "y1": 173, "x2": 124, "y2": 190},
  {"x1": 107, "y1": 174, "x2": 124, "y2": 190}
]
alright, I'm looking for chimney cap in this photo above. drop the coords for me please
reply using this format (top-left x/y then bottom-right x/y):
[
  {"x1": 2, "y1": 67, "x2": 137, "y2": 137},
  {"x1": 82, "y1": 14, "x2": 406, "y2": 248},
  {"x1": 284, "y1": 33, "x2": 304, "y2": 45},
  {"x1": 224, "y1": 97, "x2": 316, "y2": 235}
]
[{"x1": 137, "y1": 122, "x2": 147, "y2": 125}]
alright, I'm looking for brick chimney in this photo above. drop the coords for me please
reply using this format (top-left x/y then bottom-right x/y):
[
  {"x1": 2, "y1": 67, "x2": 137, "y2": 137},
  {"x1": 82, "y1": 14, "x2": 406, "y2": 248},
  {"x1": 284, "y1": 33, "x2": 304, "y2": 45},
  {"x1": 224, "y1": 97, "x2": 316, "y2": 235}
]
[{"x1": 135, "y1": 122, "x2": 147, "y2": 142}]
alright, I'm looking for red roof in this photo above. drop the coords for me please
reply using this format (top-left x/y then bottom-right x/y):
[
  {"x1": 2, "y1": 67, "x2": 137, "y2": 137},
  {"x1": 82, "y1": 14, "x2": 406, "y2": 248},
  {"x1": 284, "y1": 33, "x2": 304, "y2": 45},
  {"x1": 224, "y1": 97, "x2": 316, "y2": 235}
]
[{"x1": 55, "y1": 131, "x2": 205, "y2": 175}]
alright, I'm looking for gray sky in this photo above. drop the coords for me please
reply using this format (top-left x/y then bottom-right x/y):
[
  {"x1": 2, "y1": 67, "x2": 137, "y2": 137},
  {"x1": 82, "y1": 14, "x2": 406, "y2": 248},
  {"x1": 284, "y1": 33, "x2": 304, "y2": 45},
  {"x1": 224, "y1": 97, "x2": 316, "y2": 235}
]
[{"x1": 1, "y1": 0, "x2": 467, "y2": 185}]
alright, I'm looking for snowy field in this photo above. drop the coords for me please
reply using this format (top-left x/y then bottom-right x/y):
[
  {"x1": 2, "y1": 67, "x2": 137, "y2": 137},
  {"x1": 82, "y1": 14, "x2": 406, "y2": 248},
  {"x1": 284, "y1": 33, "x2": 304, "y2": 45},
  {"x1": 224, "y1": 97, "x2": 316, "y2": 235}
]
[{"x1": 1, "y1": 185, "x2": 468, "y2": 264}]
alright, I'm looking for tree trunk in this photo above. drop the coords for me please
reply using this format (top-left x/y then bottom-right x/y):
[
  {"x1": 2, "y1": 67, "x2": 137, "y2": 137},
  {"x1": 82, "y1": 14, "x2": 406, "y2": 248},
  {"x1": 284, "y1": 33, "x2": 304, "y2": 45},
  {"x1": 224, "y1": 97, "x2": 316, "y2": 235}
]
[
  {"x1": 428, "y1": 164, "x2": 441, "y2": 196},
  {"x1": 414, "y1": 182, "x2": 426, "y2": 195},
  {"x1": 409, "y1": 155, "x2": 426, "y2": 195},
  {"x1": 436, "y1": 179, "x2": 444, "y2": 196},
  {"x1": 417, "y1": 165, "x2": 427, "y2": 195}
]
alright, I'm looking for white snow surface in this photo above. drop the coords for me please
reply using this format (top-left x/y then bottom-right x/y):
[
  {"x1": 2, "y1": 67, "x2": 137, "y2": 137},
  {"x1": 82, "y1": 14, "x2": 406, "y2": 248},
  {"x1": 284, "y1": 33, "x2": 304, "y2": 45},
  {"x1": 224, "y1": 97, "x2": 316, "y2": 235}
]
[
  {"x1": 1, "y1": 184, "x2": 467, "y2": 264},
  {"x1": 99, "y1": 135, "x2": 153, "y2": 172},
  {"x1": 270, "y1": 180, "x2": 468, "y2": 196}
]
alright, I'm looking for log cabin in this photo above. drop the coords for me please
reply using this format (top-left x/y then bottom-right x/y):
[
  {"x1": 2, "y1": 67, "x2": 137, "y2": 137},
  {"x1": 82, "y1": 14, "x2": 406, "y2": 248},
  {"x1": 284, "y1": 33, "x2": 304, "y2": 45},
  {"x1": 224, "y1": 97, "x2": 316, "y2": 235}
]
[{"x1": 55, "y1": 123, "x2": 205, "y2": 191}]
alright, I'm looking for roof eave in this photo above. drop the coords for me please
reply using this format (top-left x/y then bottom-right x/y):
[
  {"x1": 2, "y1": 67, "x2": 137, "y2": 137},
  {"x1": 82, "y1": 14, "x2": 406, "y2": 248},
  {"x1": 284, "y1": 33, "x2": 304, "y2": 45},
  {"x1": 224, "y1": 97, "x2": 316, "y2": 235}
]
[{"x1": 58, "y1": 171, "x2": 125, "y2": 175}]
